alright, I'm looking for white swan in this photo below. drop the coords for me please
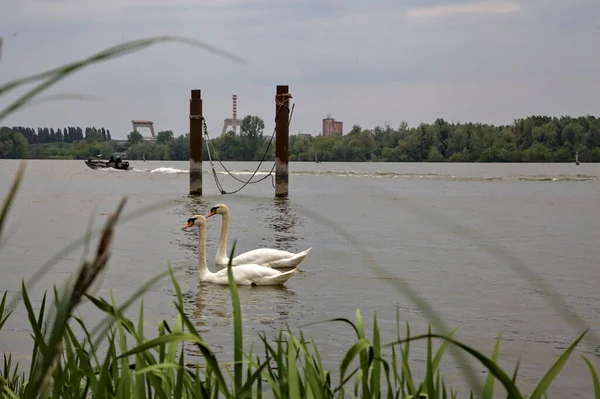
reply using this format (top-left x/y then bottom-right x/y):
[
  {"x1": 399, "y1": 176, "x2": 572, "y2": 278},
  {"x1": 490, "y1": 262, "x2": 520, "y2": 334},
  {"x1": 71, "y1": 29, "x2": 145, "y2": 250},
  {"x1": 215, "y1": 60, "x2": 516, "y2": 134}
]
[
  {"x1": 206, "y1": 203, "x2": 312, "y2": 268},
  {"x1": 182, "y1": 214, "x2": 299, "y2": 286}
]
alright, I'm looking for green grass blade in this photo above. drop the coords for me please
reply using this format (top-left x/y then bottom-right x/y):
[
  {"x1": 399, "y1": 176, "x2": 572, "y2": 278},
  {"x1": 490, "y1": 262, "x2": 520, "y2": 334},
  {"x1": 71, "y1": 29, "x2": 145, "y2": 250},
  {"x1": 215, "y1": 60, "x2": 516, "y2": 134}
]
[
  {"x1": 175, "y1": 349, "x2": 185, "y2": 398},
  {"x1": 300, "y1": 317, "x2": 360, "y2": 340},
  {"x1": 378, "y1": 357, "x2": 394, "y2": 399},
  {"x1": 0, "y1": 291, "x2": 10, "y2": 330},
  {"x1": 371, "y1": 312, "x2": 382, "y2": 398},
  {"x1": 168, "y1": 262, "x2": 184, "y2": 310},
  {"x1": 226, "y1": 241, "x2": 243, "y2": 395},
  {"x1": 432, "y1": 328, "x2": 457, "y2": 372},
  {"x1": 425, "y1": 325, "x2": 435, "y2": 396},
  {"x1": 401, "y1": 322, "x2": 416, "y2": 395},
  {"x1": 354, "y1": 309, "x2": 371, "y2": 398},
  {"x1": 118, "y1": 332, "x2": 202, "y2": 358},
  {"x1": 132, "y1": 363, "x2": 180, "y2": 376},
  {"x1": 482, "y1": 332, "x2": 502, "y2": 399},
  {"x1": 339, "y1": 338, "x2": 371, "y2": 387},
  {"x1": 287, "y1": 331, "x2": 301, "y2": 399},
  {"x1": 238, "y1": 361, "x2": 269, "y2": 398},
  {"x1": 387, "y1": 333, "x2": 523, "y2": 399},
  {"x1": 25, "y1": 281, "x2": 75, "y2": 398},
  {"x1": 20, "y1": 281, "x2": 48, "y2": 353},
  {"x1": 112, "y1": 292, "x2": 132, "y2": 397},
  {"x1": 529, "y1": 329, "x2": 588, "y2": 399},
  {"x1": 173, "y1": 302, "x2": 232, "y2": 398},
  {"x1": 0, "y1": 161, "x2": 25, "y2": 241},
  {"x1": 135, "y1": 300, "x2": 146, "y2": 398},
  {"x1": 581, "y1": 355, "x2": 600, "y2": 399},
  {"x1": 506, "y1": 355, "x2": 521, "y2": 399}
]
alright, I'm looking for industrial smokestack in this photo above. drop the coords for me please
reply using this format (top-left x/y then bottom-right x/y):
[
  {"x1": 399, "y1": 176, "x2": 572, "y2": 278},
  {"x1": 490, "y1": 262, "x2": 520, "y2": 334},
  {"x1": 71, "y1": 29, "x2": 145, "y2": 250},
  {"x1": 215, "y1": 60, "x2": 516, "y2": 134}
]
[{"x1": 232, "y1": 95, "x2": 238, "y2": 134}]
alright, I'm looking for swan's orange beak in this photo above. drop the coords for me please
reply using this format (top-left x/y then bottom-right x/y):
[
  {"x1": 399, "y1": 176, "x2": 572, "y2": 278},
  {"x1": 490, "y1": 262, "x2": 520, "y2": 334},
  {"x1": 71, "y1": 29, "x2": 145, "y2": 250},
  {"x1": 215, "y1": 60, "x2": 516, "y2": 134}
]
[
  {"x1": 206, "y1": 209, "x2": 216, "y2": 218},
  {"x1": 182, "y1": 221, "x2": 194, "y2": 230}
]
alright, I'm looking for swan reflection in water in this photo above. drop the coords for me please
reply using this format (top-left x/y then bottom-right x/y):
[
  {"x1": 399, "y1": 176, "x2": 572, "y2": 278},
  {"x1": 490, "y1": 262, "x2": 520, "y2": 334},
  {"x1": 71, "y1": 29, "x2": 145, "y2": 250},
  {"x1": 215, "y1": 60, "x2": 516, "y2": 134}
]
[
  {"x1": 183, "y1": 281, "x2": 297, "y2": 358},
  {"x1": 259, "y1": 197, "x2": 306, "y2": 251},
  {"x1": 183, "y1": 196, "x2": 211, "y2": 217}
]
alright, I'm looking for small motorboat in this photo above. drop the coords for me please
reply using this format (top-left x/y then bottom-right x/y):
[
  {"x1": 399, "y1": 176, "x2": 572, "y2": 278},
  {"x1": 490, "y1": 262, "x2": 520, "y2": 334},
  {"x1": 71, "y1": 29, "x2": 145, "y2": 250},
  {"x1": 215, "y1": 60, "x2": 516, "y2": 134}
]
[{"x1": 85, "y1": 156, "x2": 132, "y2": 171}]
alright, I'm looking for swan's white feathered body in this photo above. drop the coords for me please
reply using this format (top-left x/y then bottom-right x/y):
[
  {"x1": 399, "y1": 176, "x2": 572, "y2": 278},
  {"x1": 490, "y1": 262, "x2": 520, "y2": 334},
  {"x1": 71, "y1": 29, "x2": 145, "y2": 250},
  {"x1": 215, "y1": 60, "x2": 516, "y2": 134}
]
[
  {"x1": 217, "y1": 247, "x2": 312, "y2": 268},
  {"x1": 207, "y1": 204, "x2": 311, "y2": 268},
  {"x1": 183, "y1": 215, "x2": 298, "y2": 286},
  {"x1": 198, "y1": 263, "x2": 298, "y2": 286}
]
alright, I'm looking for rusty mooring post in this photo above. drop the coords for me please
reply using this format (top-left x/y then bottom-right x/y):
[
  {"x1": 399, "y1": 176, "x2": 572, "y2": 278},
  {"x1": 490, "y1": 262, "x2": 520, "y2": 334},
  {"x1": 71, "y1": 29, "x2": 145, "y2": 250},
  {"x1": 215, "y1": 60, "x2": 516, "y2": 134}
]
[
  {"x1": 189, "y1": 89, "x2": 203, "y2": 195},
  {"x1": 275, "y1": 85, "x2": 290, "y2": 198}
]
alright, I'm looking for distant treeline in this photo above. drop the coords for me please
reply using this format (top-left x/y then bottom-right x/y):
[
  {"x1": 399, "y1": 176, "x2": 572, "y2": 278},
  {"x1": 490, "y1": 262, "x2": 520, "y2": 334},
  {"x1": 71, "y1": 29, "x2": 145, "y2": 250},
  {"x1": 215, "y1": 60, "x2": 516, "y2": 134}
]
[
  {"x1": 286, "y1": 115, "x2": 600, "y2": 163},
  {"x1": 211, "y1": 114, "x2": 600, "y2": 163},
  {"x1": 10, "y1": 126, "x2": 112, "y2": 144},
  {"x1": 1, "y1": 114, "x2": 599, "y2": 162},
  {"x1": 0, "y1": 125, "x2": 189, "y2": 160}
]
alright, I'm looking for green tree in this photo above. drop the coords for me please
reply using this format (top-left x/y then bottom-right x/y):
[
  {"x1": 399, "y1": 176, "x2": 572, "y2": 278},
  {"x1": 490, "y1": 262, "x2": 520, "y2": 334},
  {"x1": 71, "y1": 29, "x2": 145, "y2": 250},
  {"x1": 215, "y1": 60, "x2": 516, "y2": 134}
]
[
  {"x1": 427, "y1": 146, "x2": 444, "y2": 162},
  {"x1": 240, "y1": 116, "x2": 265, "y2": 140},
  {"x1": 0, "y1": 127, "x2": 30, "y2": 158},
  {"x1": 167, "y1": 133, "x2": 190, "y2": 160},
  {"x1": 240, "y1": 115, "x2": 266, "y2": 161},
  {"x1": 127, "y1": 131, "x2": 144, "y2": 145},
  {"x1": 156, "y1": 130, "x2": 174, "y2": 144}
]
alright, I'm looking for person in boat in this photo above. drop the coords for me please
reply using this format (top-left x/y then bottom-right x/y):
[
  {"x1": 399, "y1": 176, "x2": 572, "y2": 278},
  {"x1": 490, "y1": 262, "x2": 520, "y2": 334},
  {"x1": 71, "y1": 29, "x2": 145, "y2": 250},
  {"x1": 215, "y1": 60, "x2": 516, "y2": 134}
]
[{"x1": 108, "y1": 155, "x2": 116, "y2": 166}]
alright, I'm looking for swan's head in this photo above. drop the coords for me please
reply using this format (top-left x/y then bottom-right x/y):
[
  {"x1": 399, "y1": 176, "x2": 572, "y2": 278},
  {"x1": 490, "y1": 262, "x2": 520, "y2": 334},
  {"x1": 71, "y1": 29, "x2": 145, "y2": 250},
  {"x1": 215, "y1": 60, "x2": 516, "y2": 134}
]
[
  {"x1": 206, "y1": 203, "x2": 229, "y2": 218},
  {"x1": 182, "y1": 214, "x2": 206, "y2": 230}
]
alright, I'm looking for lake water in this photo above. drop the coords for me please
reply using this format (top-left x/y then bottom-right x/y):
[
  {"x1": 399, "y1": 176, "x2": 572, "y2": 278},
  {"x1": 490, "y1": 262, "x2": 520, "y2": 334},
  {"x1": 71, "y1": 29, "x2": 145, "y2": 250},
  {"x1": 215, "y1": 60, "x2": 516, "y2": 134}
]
[{"x1": 0, "y1": 159, "x2": 598, "y2": 396}]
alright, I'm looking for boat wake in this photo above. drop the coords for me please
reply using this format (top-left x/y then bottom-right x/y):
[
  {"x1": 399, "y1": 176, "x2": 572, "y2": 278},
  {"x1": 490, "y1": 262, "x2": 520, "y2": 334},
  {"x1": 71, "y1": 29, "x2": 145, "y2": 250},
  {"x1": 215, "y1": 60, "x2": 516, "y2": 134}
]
[
  {"x1": 133, "y1": 167, "x2": 188, "y2": 174},
  {"x1": 127, "y1": 167, "x2": 598, "y2": 182}
]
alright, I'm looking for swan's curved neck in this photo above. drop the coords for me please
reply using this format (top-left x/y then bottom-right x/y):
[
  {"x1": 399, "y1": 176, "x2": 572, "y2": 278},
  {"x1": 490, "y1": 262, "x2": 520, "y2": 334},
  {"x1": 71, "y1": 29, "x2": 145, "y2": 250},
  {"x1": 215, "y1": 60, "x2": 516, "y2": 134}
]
[
  {"x1": 216, "y1": 212, "x2": 230, "y2": 261},
  {"x1": 197, "y1": 222, "x2": 210, "y2": 279}
]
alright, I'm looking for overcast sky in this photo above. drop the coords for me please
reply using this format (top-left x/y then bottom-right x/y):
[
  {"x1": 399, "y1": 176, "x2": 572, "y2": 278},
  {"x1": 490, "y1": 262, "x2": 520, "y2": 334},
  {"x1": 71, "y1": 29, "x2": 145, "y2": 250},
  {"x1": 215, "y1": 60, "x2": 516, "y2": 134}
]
[{"x1": 1, "y1": 0, "x2": 599, "y2": 139}]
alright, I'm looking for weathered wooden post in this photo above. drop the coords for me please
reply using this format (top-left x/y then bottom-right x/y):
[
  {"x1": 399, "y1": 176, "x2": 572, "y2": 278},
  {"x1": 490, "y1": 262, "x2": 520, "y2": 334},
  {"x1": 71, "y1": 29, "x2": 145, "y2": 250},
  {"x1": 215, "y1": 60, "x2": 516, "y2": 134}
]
[
  {"x1": 275, "y1": 85, "x2": 291, "y2": 198},
  {"x1": 189, "y1": 89, "x2": 203, "y2": 195},
  {"x1": 575, "y1": 151, "x2": 580, "y2": 166}
]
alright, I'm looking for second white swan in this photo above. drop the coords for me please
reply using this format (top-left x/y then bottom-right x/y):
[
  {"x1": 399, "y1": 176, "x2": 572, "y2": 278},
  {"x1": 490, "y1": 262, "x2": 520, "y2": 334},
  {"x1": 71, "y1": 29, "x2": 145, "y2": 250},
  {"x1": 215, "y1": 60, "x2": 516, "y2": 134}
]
[
  {"x1": 182, "y1": 214, "x2": 299, "y2": 286},
  {"x1": 206, "y1": 204, "x2": 312, "y2": 268}
]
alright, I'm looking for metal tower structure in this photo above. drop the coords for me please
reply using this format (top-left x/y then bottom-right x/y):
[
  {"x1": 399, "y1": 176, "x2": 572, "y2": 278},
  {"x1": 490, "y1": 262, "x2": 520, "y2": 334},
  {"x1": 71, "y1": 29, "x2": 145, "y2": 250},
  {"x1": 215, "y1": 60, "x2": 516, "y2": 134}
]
[
  {"x1": 131, "y1": 120, "x2": 156, "y2": 140},
  {"x1": 221, "y1": 95, "x2": 243, "y2": 136}
]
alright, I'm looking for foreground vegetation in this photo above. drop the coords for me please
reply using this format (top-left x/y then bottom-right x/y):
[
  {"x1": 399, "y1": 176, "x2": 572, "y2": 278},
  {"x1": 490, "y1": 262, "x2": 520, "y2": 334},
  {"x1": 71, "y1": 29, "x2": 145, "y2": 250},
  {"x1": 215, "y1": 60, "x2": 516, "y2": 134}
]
[
  {"x1": 0, "y1": 163, "x2": 599, "y2": 398},
  {"x1": 2, "y1": 114, "x2": 600, "y2": 163}
]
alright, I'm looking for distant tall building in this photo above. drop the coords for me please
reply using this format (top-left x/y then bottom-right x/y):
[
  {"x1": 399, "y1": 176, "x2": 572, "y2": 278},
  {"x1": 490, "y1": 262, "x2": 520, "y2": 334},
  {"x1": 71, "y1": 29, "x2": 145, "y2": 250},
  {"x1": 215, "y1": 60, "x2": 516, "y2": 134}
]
[{"x1": 322, "y1": 114, "x2": 343, "y2": 136}]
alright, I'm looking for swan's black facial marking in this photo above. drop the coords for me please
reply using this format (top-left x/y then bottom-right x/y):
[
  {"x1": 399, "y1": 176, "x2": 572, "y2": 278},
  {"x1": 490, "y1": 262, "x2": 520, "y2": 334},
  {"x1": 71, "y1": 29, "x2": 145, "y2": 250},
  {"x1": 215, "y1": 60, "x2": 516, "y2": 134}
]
[
  {"x1": 182, "y1": 217, "x2": 197, "y2": 230},
  {"x1": 188, "y1": 217, "x2": 197, "y2": 224},
  {"x1": 206, "y1": 206, "x2": 220, "y2": 218}
]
